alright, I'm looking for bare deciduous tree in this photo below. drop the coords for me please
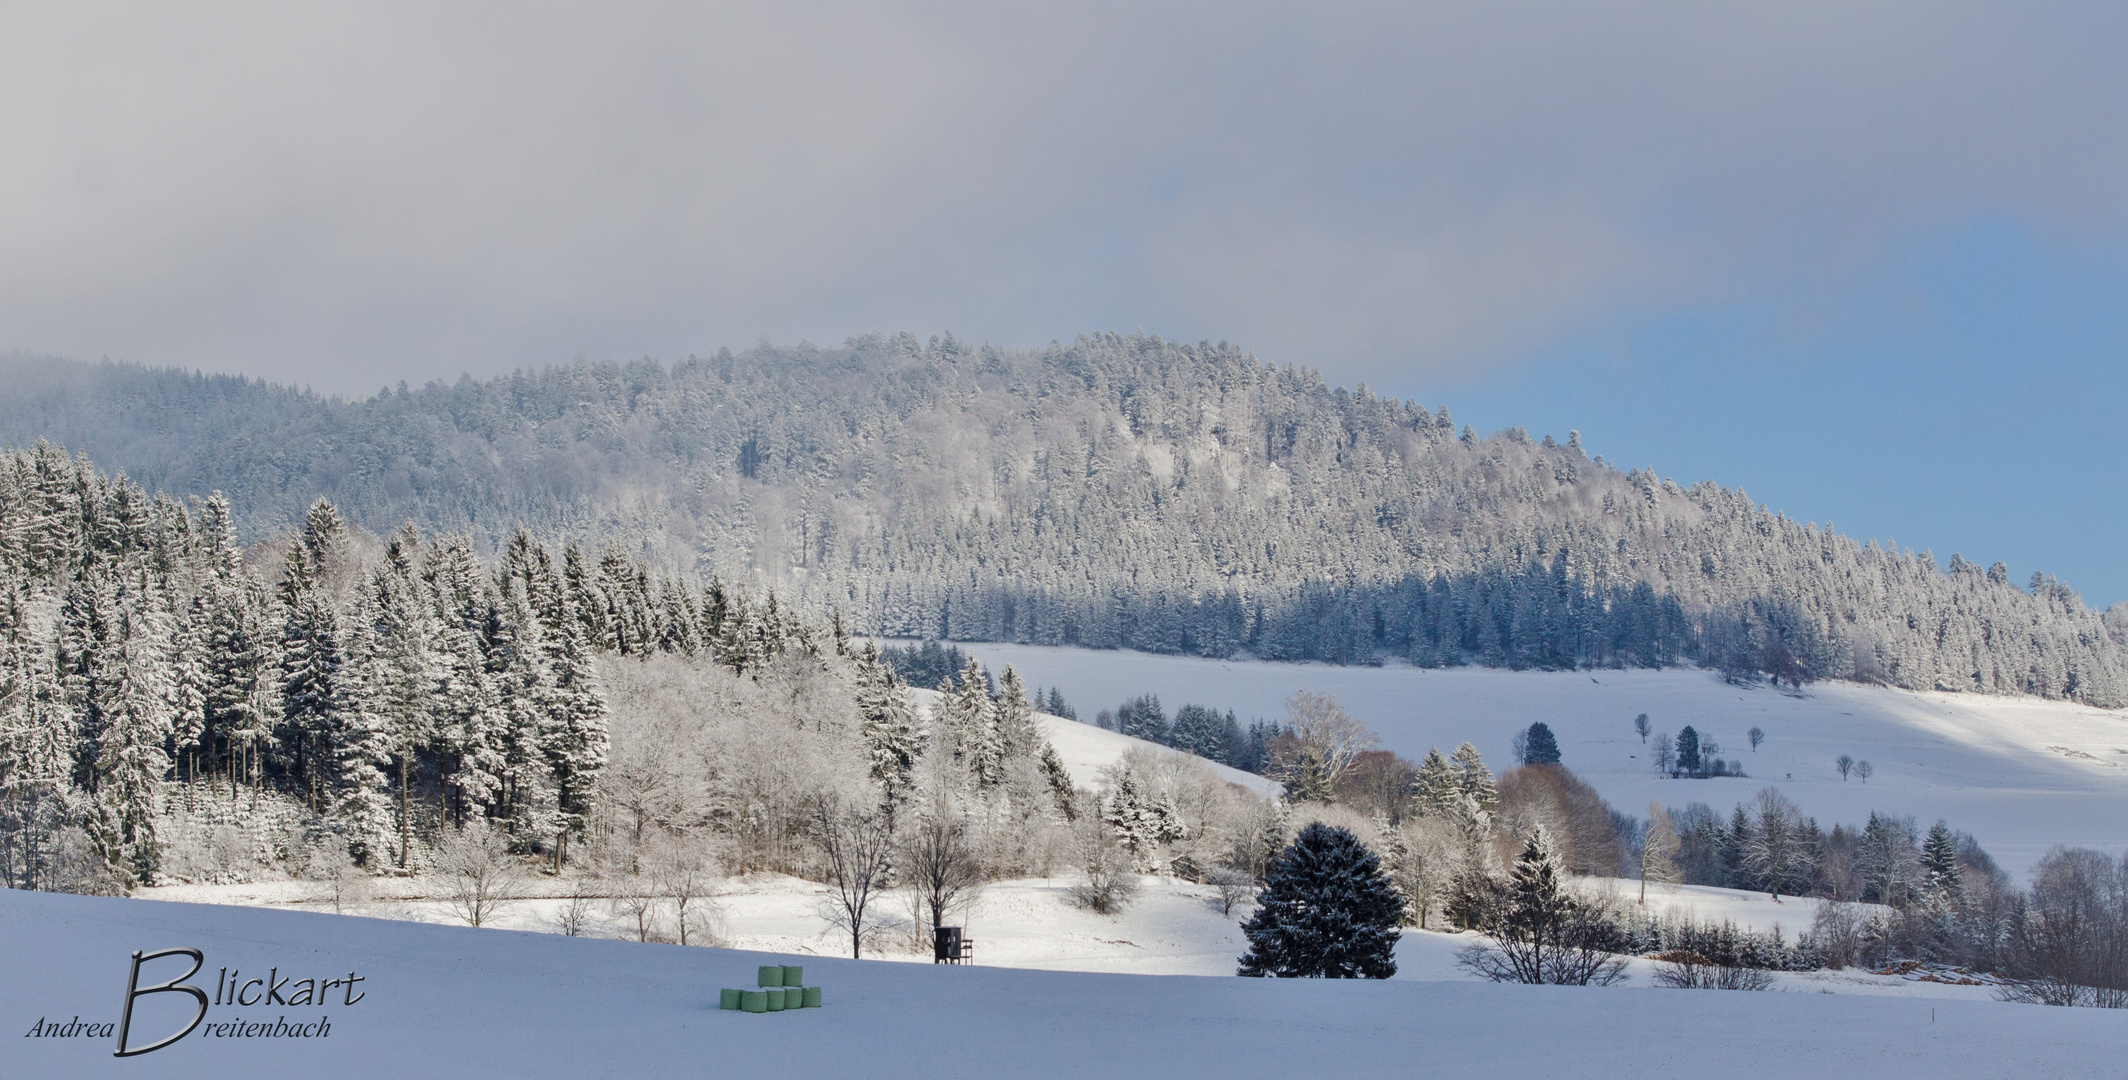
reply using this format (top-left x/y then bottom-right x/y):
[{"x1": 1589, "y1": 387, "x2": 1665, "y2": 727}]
[
  {"x1": 1640, "y1": 803, "x2": 1680, "y2": 904},
  {"x1": 811, "y1": 795, "x2": 896, "y2": 959},
  {"x1": 1836, "y1": 754, "x2": 1854, "y2": 781},
  {"x1": 552, "y1": 878, "x2": 601, "y2": 937},
  {"x1": 1997, "y1": 846, "x2": 2128, "y2": 1008},
  {"x1": 1855, "y1": 760, "x2": 1874, "y2": 783},
  {"x1": 437, "y1": 821, "x2": 523, "y2": 928},
  {"x1": 1268, "y1": 691, "x2": 1378, "y2": 801},
  {"x1": 1633, "y1": 714, "x2": 1651, "y2": 743},
  {"x1": 900, "y1": 795, "x2": 983, "y2": 936},
  {"x1": 608, "y1": 877, "x2": 661, "y2": 942},
  {"x1": 1806, "y1": 900, "x2": 1869, "y2": 969},
  {"x1": 653, "y1": 831, "x2": 722, "y2": 946},
  {"x1": 305, "y1": 841, "x2": 370, "y2": 914},
  {"x1": 1205, "y1": 865, "x2": 1257, "y2": 917},
  {"x1": 1068, "y1": 816, "x2": 1142, "y2": 914}
]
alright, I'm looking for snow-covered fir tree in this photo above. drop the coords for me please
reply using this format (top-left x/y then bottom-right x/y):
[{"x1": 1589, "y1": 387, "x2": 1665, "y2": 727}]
[{"x1": 1237, "y1": 822, "x2": 1402, "y2": 978}]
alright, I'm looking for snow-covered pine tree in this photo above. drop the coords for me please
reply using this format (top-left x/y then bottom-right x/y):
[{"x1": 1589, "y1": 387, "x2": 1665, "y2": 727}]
[
  {"x1": 655, "y1": 579, "x2": 698, "y2": 656},
  {"x1": 993, "y1": 665, "x2": 1040, "y2": 763},
  {"x1": 333, "y1": 596, "x2": 398, "y2": 866},
  {"x1": 363, "y1": 535, "x2": 441, "y2": 866},
  {"x1": 541, "y1": 595, "x2": 607, "y2": 869},
  {"x1": 89, "y1": 579, "x2": 175, "y2": 883},
  {"x1": 1449, "y1": 742, "x2": 1496, "y2": 810},
  {"x1": 1037, "y1": 742, "x2": 1075, "y2": 819},
  {"x1": 1167, "y1": 704, "x2": 1230, "y2": 761},
  {"x1": 713, "y1": 591, "x2": 763, "y2": 674},
  {"x1": 854, "y1": 644, "x2": 921, "y2": 809},
  {"x1": 278, "y1": 572, "x2": 346, "y2": 811},
  {"x1": 1410, "y1": 747, "x2": 1459, "y2": 818},
  {"x1": 168, "y1": 593, "x2": 210, "y2": 786},
  {"x1": 201, "y1": 570, "x2": 271, "y2": 792},
  {"x1": 1921, "y1": 819, "x2": 1961, "y2": 899},
  {"x1": 945, "y1": 657, "x2": 1001, "y2": 788},
  {"x1": 55, "y1": 575, "x2": 115, "y2": 797},
  {"x1": 1117, "y1": 694, "x2": 1167, "y2": 743},
  {"x1": 421, "y1": 535, "x2": 506, "y2": 828},
  {"x1": 489, "y1": 573, "x2": 559, "y2": 848},
  {"x1": 1236, "y1": 822, "x2": 1402, "y2": 978},
  {"x1": 560, "y1": 541, "x2": 607, "y2": 652}
]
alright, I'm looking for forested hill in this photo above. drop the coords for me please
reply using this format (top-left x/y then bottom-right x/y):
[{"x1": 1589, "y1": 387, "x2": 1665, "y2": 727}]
[{"x1": 3, "y1": 336, "x2": 2123, "y2": 704}]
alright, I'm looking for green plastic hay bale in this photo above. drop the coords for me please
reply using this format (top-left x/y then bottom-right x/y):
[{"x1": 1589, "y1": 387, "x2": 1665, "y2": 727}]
[
  {"x1": 766, "y1": 987, "x2": 788, "y2": 1011},
  {"x1": 741, "y1": 991, "x2": 767, "y2": 1014},
  {"x1": 802, "y1": 986, "x2": 822, "y2": 1008},
  {"x1": 758, "y1": 965, "x2": 784, "y2": 987},
  {"x1": 719, "y1": 988, "x2": 741, "y2": 1011},
  {"x1": 781, "y1": 965, "x2": 804, "y2": 986}
]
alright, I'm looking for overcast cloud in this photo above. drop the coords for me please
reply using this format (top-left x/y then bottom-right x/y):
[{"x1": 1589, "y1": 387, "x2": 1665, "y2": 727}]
[{"x1": 3, "y1": 2, "x2": 2126, "y2": 392}]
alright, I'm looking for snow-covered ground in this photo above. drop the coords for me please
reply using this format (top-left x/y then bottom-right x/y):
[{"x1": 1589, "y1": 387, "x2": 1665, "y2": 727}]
[
  {"x1": 6, "y1": 887, "x2": 2109, "y2": 1079},
  {"x1": 140, "y1": 871, "x2": 1979, "y2": 1004},
  {"x1": 949, "y1": 644, "x2": 2128, "y2": 879}
]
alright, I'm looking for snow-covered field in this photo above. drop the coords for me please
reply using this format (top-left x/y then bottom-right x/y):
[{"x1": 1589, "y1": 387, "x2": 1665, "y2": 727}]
[
  {"x1": 139, "y1": 870, "x2": 1977, "y2": 1004},
  {"x1": 6, "y1": 888, "x2": 2110, "y2": 1079},
  {"x1": 949, "y1": 644, "x2": 2128, "y2": 879}
]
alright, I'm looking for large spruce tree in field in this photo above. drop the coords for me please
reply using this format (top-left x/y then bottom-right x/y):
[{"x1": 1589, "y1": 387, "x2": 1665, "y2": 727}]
[{"x1": 1237, "y1": 822, "x2": 1402, "y2": 978}]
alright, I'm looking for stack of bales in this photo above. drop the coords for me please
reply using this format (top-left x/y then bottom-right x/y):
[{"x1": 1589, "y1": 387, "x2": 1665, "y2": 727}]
[{"x1": 719, "y1": 965, "x2": 823, "y2": 1013}]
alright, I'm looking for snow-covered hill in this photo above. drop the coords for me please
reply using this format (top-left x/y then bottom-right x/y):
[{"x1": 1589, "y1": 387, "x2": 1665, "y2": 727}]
[
  {"x1": 8, "y1": 888, "x2": 2115, "y2": 1079},
  {"x1": 908, "y1": 686, "x2": 1282, "y2": 798},
  {"x1": 952, "y1": 644, "x2": 2128, "y2": 878}
]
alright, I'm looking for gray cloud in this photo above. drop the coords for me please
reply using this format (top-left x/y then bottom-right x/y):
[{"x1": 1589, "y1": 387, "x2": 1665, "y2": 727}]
[{"x1": 2, "y1": 1, "x2": 2124, "y2": 392}]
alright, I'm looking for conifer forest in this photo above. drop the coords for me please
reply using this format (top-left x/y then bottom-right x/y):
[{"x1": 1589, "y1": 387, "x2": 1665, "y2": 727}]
[{"x1": 4, "y1": 337, "x2": 2121, "y2": 705}]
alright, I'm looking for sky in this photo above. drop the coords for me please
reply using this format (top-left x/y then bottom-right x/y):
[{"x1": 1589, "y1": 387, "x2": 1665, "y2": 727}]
[{"x1": 2, "y1": 2, "x2": 2123, "y2": 605}]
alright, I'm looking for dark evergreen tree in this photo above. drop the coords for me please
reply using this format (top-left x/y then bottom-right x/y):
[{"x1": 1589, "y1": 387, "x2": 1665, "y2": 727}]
[
  {"x1": 1675, "y1": 725, "x2": 1702, "y2": 778},
  {"x1": 1237, "y1": 822, "x2": 1402, "y2": 978},
  {"x1": 1116, "y1": 694, "x2": 1167, "y2": 743},
  {"x1": 1167, "y1": 704, "x2": 1231, "y2": 760},
  {"x1": 1522, "y1": 722, "x2": 1561, "y2": 765}
]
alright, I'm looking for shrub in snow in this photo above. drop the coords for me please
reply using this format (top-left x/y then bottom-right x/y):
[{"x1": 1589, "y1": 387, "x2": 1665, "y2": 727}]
[
  {"x1": 1237, "y1": 822, "x2": 1401, "y2": 978},
  {"x1": 1650, "y1": 950, "x2": 1774, "y2": 991},
  {"x1": 1456, "y1": 828, "x2": 1629, "y2": 986},
  {"x1": 1068, "y1": 817, "x2": 1142, "y2": 914}
]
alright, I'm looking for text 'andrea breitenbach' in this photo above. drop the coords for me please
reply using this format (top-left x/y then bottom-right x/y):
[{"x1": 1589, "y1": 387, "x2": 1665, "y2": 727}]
[{"x1": 21, "y1": 947, "x2": 369, "y2": 1057}]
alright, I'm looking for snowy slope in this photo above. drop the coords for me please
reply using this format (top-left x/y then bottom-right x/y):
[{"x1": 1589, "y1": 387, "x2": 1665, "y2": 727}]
[
  {"x1": 142, "y1": 871, "x2": 1958, "y2": 999},
  {"x1": 7, "y1": 888, "x2": 2114, "y2": 1080},
  {"x1": 907, "y1": 686, "x2": 1281, "y2": 797},
  {"x1": 950, "y1": 644, "x2": 2128, "y2": 879}
]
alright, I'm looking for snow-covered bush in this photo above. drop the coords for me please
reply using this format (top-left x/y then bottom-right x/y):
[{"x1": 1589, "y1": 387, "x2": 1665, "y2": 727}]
[
  {"x1": 1456, "y1": 828, "x2": 1629, "y2": 986},
  {"x1": 1068, "y1": 816, "x2": 1141, "y2": 915}
]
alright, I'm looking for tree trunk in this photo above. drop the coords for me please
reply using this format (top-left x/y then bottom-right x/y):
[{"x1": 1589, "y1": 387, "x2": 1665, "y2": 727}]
[{"x1": 398, "y1": 755, "x2": 411, "y2": 869}]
